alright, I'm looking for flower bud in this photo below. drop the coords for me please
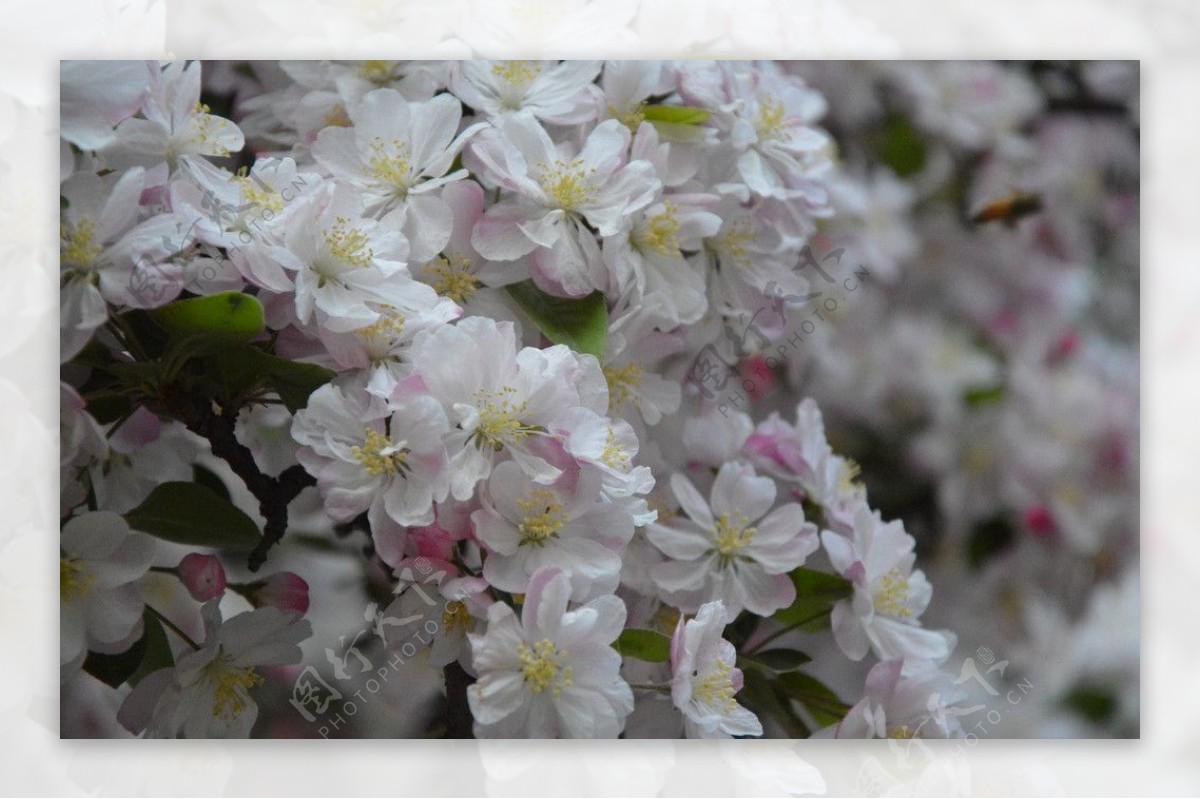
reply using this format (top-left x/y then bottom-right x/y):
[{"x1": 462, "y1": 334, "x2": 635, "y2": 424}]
[
  {"x1": 256, "y1": 572, "x2": 309, "y2": 614},
  {"x1": 177, "y1": 553, "x2": 226, "y2": 602}
]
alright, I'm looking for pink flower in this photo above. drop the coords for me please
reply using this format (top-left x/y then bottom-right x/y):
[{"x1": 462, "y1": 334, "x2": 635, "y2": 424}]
[{"x1": 177, "y1": 553, "x2": 227, "y2": 602}]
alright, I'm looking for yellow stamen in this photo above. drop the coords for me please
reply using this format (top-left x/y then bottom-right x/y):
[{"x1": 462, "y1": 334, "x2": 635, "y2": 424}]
[
  {"x1": 360, "y1": 60, "x2": 395, "y2": 84},
  {"x1": 693, "y1": 659, "x2": 738, "y2": 712},
  {"x1": 609, "y1": 101, "x2": 646, "y2": 131},
  {"x1": 442, "y1": 601, "x2": 470, "y2": 635},
  {"x1": 755, "y1": 95, "x2": 789, "y2": 140},
  {"x1": 874, "y1": 569, "x2": 913, "y2": 618},
  {"x1": 204, "y1": 652, "x2": 264, "y2": 718},
  {"x1": 491, "y1": 60, "x2": 541, "y2": 86},
  {"x1": 539, "y1": 159, "x2": 595, "y2": 212},
  {"x1": 426, "y1": 252, "x2": 479, "y2": 304},
  {"x1": 634, "y1": 202, "x2": 681, "y2": 257},
  {"x1": 234, "y1": 169, "x2": 284, "y2": 213},
  {"x1": 599, "y1": 427, "x2": 632, "y2": 471},
  {"x1": 351, "y1": 427, "x2": 409, "y2": 477},
  {"x1": 60, "y1": 557, "x2": 95, "y2": 602},
  {"x1": 713, "y1": 512, "x2": 756, "y2": 565},
  {"x1": 710, "y1": 218, "x2": 754, "y2": 268},
  {"x1": 472, "y1": 387, "x2": 539, "y2": 451},
  {"x1": 60, "y1": 218, "x2": 102, "y2": 267},
  {"x1": 517, "y1": 489, "x2": 568, "y2": 546},
  {"x1": 324, "y1": 216, "x2": 374, "y2": 268},
  {"x1": 367, "y1": 138, "x2": 414, "y2": 192},
  {"x1": 603, "y1": 363, "x2": 643, "y2": 413},
  {"x1": 517, "y1": 638, "x2": 572, "y2": 696}
]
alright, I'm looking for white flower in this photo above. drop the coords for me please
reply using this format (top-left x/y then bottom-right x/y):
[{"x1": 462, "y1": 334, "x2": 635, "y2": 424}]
[
  {"x1": 291, "y1": 382, "x2": 451, "y2": 528},
  {"x1": 821, "y1": 659, "x2": 968, "y2": 739},
  {"x1": 467, "y1": 114, "x2": 660, "y2": 297},
  {"x1": 118, "y1": 601, "x2": 311, "y2": 738},
  {"x1": 312, "y1": 89, "x2": 485, "y2": 260},
  {"x1": 60, "y1": 511, "x2": 156, "y2": 673},
  {"x1": 261, "y1": 183, "x2": 442, "y2": 332},
  {"x1": 101, "y1": 60, "x2": 244, "y2": 172},
  {"x1": 474, "y1": 461, "x2": 634, "y2": 602},
  {"x1": 61, "y1": 60, "x2": 149, "y2": 150},
  {"x1": 409, "y1": 315, "x2": 607, "y2": 498},
  {"x1": 450, "y1": 60, "x2": 601, "y2": 124},
  {"x1": 648, "y1": 462, "x2": 819, "y2": 618},
  {"x1": 670, "y1": 601, "x2": 762, "y2": 738},
  {"x1": 822, "y1": 506, "x2": 957, "y2": 670},
  {"x1": 467, "y1": 567, "x2": 633, "y2": 738}
]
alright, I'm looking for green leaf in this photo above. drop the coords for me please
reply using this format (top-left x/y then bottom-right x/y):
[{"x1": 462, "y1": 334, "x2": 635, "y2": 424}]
[
  {"x1": 125, "y1": 481, "x2": 262, "y2": 549},
  {"x1": 506, "y1": 281, "x2": 607, "y2": 360},
  {"x1": 82, "y1": 633, "x2": 149, "y2": 689},
  {"x1": 739, "y1": 668, "x2": 810, "y2": 738},
  {"x1": 772, "y1": 567, "x2": 854, "y2": 627},
  {"x1": 776, "y1": 671, "x2": 850, "y2": 728},
  {"x1": 877, "y1": 115, "x2": 927, "y2": 178},
  {"x1": 192, "y1": 464, "x2": 231, "y2": 502},
  {"x1": 128, "y1": 611, "x2": 175, "y2": 686},
  {"x1": 613, "y1": 628, "x2": 671, "y2": 662},
  {"x1": 200, "y1": 346, "x2": 335, "y2": 411},
  {"x1": 964, "y1": 384, "x2": 1005, "y2": 408},
  {"x1": 642, "y1": 105, "x2": 711, "y2": 126},
  {"x1": 741, "y1": 648, "x2": 812, "y2": 675},
  {"x1": 149, "y1": 291, "x2": 265, "y2": 342}
]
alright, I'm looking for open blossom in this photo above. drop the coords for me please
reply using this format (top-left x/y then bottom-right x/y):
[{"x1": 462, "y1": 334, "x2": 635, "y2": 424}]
[
  {"x1": 101, "y1": 60, "x2": 244, "y2": 172},
  {"x1": 467, "y1": 114, "x2": 660, "y2": 296},
  {"x1": 648, "y1": 462, "x2": 819, "y2": 618},
  {"x1": 292, "y1": 382, "x2": 451, "y2": 529},
  {"x1": 450, "y1": 60, "x2": 601, "y2": 124},
  {"x1": 467, "y1": 567, "x2": 633, "y2": 738},
  {"x1": 118, "y1": 601, "x2": 311, "y2": 738},
  {"x1": 61, "y1": 512, "x2": 156, "y2": 672},
  {"x1": 822, "y1": 506, "x2": 957, "y2": 670},
  {"x1": 671, "y1": 601, "x2": 763, "y2": 739},
  {"x1": 819, "y1": 659, "x2": 969, "y2": 739},
  {"x1": 312, "y1": 89, "x2": 485, "y2": 259},
  {"x1": 408, "y1": 315, "x2": 608, "y2": 499},
  {"x1": 473, "y1": 461, "x2": 634, "y2": 602}
]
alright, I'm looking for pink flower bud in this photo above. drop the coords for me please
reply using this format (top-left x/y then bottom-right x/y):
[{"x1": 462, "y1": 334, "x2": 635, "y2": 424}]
[
  {"x1": 1023, "y1": 505, "x2": 1057, "y2": 539},
  {"x1": 256, "y1": 572, "x2": 309, "y2": 614},
  {"x1": 177, "y1": 553, "x2": 227, "y2": 601}
]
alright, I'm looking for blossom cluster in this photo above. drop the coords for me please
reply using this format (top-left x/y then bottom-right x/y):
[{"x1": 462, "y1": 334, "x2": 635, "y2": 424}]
[{"x1": 59, "y1": 59, "x2": 1138, "y2": 739}]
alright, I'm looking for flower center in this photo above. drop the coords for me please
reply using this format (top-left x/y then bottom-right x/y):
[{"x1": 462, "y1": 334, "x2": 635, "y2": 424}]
[
  {"x1": 234, "y1": 168, "x2": 284, "y2": 213},
  {"x1": 837, "y1": 458, "x2": 861, "y2": 493},
  {"x1": 539, "y1": 159, "x2": 596, "y2": 212},
  {"x1": 887, "y1": 723, "x2": 922, "y2": 739},
  {"x1": 360, "y1": 60, "x2": 396, "y2": 84},
  {"x1": 754, "y1": 95, "x2": 789, "y2": 141},
  {"x1": 60, "y1": 557, "x2": 95, "y2": 602},
  {"x1": 599, "y1": 426, "x2": 632, "y2": 471},
  {"x1": 324, "y1": 216, "x2": 375, "y2": 269},
  {"x1": 185, "y1": 103, "x2": 233, "y2": 157},
  {"x1": 472, "y1": 387, "x2": 539, "y2": 451},
  {"x1": 692, "y1": 659, "x2": 738, "y2": 712},
  {"x1": 367, "y1": 138, "x2": 414, "y2": 192},
  {"x1": 713, "y1": 512, "x2": 756, "y2": 565},
  {"x1": 874, "y1": 568, "x2": 913, "y2": 618},
  {"x1": 441, "y1": 600, "x2": 470, "y2": 635},
  {"x1": 61, "y1": 218, "x2": 102, "y2": 268},
  {"x1": 710, "y1": 218, "x2": 754, "y2": 268},
  {"x1": 426, "y1": 251, "x2": 479, "y2": 303},
  {"x1": 357, "y1": 307, "x2": 406, "y2": 345},
  {"x1": 518, "y1": 638, "x2": 572, "y2": 695},
  {"x1": 603, "y1": 363, "x2": 643, "y2": 413},
  {"x1": 609, "y1": 101, "x2": 646, "y2": 131},
  {"x1": 634, "y1": 203, "x2": 681, "y2": 257},
  {"x1": 204, "y1": 652, "x2": 265, "y2": 718},
  {"x1": 517, "y1": 489, "x2": 568, "y2": 546},
  {"x1": 351, "y1": 427, "x2": 409, "y2": 477},
  {"x1": 491, "y1": 60, "x2": 541, "y2": 87}
]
